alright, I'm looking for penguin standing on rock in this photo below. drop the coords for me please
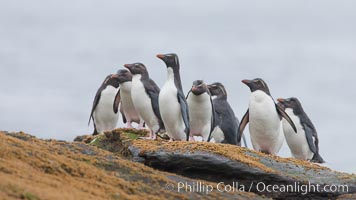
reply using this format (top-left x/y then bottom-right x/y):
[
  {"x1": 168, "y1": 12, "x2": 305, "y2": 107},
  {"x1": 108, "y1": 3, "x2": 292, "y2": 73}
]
[
  {"x1": 186, "y1": 80, "x2": 215, "y2": 142},
  {"x1": 115, "y1": 69, "x2": 142, "y2": 129},
  {"x1": 239, "y1": 78, "x2": 297, "y2": 154},
  {"x1": 277, "y1": 97, "x2": 324, "y2": 163},
  {"x1": 157, "y1": 53, "x2": 190, "y2": 141},
  {"x1": 124, "y1": 63, "x2": 164, "y2": 139},
  {"x1": 88, "y1": 74, "x2": 121, "y2": 135},
  {"x1": 207, "y1": 82, "x2": 240, "y2": 145}
]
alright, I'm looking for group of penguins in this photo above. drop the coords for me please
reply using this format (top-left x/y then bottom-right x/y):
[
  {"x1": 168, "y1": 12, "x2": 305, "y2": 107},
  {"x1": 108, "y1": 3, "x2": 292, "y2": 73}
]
[{"x1": 88, "y1": 53, "x2": 324, "y2": 164}]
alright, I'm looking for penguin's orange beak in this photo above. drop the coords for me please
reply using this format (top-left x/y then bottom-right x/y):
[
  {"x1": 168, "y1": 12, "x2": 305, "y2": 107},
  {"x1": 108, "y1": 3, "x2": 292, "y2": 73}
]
[
  {"x1": 110, "y1": 74, "x2": 119, "y2": 79},
  {"x1": 156, "y1": 54, "x2": 165, "y2": 59},
  {"x1": 124, "y1": 64, "x2": 133, "y2": 70},
  {"x1": 277, "y1": 98, "x2": 285, "y2": 103},
  {"x1": 241, "y1": 79, "x2": 252, "y2": 85}
]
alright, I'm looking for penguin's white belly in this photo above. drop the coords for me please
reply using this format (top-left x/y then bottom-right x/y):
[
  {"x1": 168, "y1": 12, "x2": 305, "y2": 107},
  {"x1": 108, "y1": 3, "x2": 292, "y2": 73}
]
[
  {"x1": 93, "y1": 86, "x2": 120, "y2": 133},
  {"x1": 283, "y1": 109, "x2": 314, "y2": 160},
  {"x1": 187, "y1": 93, "x2": 212, "y2": 141},
  {"x1": 120, "y1": 82, "x2": 140, "y2": 123},
  {"x1": 159, "y1": 81, "x2": 186, "y2": 141},
  {"x1": 211, "y1": 126, "x2": 225, "y2": 143},
  {"x1": 131, "y1": 76, "x2": 159, "y2": 132},
  {"x1": 248, "y1": 91, "x2": 284, "y2": 154}
]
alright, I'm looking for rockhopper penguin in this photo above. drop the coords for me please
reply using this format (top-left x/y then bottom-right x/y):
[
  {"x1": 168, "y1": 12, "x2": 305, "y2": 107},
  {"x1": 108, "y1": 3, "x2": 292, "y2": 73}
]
[
  {"x1": 114, "y1": 69, "x2": 142, "y2": 128},
  {"x1": 207, "y1": 82, "x2": 240, "y2": 145},
  {"x1": 239, "y1": 78, "x2": 297, "y2": 154},
  {"x1": 277, "y1": 97, "x2": 324, "y2": 163},
  {"x1": 88, "y1": 74, "x2": 121, "y2": 135},
  {"x1": 186, "y1": 80, "x2": 215, "y2": 142},
  {"x1": 124, "y1": 63, "x2": 164, "y2": 139},
  {"x1": 157, "y1": 53, "x2": 190, "y2": 141}
]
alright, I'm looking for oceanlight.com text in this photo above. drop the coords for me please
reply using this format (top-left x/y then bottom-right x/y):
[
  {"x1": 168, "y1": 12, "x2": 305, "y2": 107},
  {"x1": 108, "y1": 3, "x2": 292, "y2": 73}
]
[{"x1": 164, "y1": 181, "x2": 349, "y2": 195}]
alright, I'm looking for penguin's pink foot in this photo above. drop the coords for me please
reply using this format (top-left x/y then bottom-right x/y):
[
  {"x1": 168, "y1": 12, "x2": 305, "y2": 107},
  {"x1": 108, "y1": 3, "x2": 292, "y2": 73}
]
[{"x1": 126, "y1": 122, "x2": 133, "y2": 128}]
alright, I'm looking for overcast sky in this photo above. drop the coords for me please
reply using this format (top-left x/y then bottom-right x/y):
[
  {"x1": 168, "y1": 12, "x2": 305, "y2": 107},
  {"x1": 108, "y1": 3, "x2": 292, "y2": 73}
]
[{"x1": 0, "y1": 0, "x2": 355, "y2": 173}]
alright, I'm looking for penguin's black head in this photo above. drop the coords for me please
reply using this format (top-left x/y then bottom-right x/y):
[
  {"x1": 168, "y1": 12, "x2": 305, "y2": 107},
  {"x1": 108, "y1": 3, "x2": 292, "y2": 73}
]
[
  {"x1": 124, "y1": 63, "x2": 147, "y2": 75},
  {"x1": 156, "y1": 53, "x2": 179, "y2": 69},
  {"x1": 241, "y1": 78, "x2": 270, "y2": 95},
  {"x1": 116, "y1": 69, "x2": 132, "y2": 83},
  {"x1": 191, "y1": 80, "x2": 208, "y2": 95},
  {"x1": 277, "y1": 97, "x2": 302, "y2": 110},
  {"x1": 207, "y1": 82, "x2": 227, "y2": 98},
  {"x1": 104, "y1": 74, "x2": 120, "y2": 88}
]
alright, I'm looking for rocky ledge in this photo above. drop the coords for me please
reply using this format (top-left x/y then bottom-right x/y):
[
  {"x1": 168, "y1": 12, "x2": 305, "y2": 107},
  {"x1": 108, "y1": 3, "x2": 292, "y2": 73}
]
[{"x1": 0, "y1": 129, "x2": 355, "y2": 200}]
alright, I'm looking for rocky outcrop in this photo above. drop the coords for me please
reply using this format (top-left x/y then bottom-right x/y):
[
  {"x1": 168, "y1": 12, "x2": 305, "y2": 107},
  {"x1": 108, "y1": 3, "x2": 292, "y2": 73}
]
[
  {"x1": 85, "y1": 128, "x2": 356, "y2": 200},
  {"x1": 1, "y1": 129, "x2": 355, "y2": 199},
  {"x1": 0, "y1": 131, "x2": 264, "y2": 200}
]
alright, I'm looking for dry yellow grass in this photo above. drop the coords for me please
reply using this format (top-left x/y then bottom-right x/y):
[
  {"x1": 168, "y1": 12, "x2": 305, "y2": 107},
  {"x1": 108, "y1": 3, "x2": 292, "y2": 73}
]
[{"x1": 0, "y1": 131, "x2": 263, "y2": 200}]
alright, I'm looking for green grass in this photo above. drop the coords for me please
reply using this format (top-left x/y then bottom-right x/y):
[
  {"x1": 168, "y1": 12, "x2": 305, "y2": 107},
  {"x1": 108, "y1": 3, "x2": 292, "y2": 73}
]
[
  {"x1": 123, "y1": 132, "x2": 140, "y2": 140},
  {"x1": 89, "y1": 135, "x2": 104, "y2": 146},
  {"x1": 21, "y1": 192, "x2": 40, "y2": 200}
]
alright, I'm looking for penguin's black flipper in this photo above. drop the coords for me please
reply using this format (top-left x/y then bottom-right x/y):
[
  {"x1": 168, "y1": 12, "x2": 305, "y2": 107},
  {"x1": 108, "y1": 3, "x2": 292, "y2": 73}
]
[
  {"x1": 121, "y1": 112, "x2": 127, "y2": 124},
  {"x1": 238, "y1": 109, "x2": 249, "y2": 143},
  {"x1": 148, "y1": 91, "x2": 164, "y2": 129},
  {"x1": 276, "y1": 103, "x2": 297, "y2": 133},
  {"x1": 89, "y1": 92, "x2": 101, "y2": 126},
  {"x1": 304, "y1": 124, "x2": 317, "y2": 154},
  {"x1": 93, "y1": 123, "x2": 99, "y2": 135},
  {"x1": 236, "y1": 117, "x2": 247, "y2": 147},
  {"x1": 88, "y1": 76, "x2": 111, "y2": 126},
  {"x1": 113, "y1": 89, "x2": 121, "y2": 114},
  {"x1": 144, "y1": 80, "x2": 161, "y2": 118},
  {"x1": 207, "y1": 95, "x2": 216, "y2": 142},
  {"x1": 185, "y1": 90, "x2": 191, "y2": 99},
  {"x1": 177, "y1": 90, "x2": 190, "y2": 141},
  {"x1": 119, "y1": 98, "x2": 126, "y2": 124},
  {"x1": 144, "y1": 79, "x2": 165, "y2": 131}
]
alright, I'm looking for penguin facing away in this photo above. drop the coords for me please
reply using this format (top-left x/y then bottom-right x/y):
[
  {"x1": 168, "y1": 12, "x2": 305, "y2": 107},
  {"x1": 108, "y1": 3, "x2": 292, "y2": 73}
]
[
  {"x1": 115, "y1": 69, "x2": 142, "y2": 129},
  {"x1": 124, "y1": 63, "x2": 164, "y2": 139},
  {"x1": 207, "y1": 82, "x2": 240, "y2": 145},
  {"x1": 186, "y1": 80, "x2": 215, "y2": 142},
  {"x1": 157, "y1": 53, "x2": 190, "y2": 141},
  {"x1": 277, "y1": 97, "x2": 324, "y2": 163},
  {"x1": 238, "y1": 78, "x2": 297, "y2": 154},
  {"x1": 88, "y1": 74, "x2": 121, "y2": 135}
]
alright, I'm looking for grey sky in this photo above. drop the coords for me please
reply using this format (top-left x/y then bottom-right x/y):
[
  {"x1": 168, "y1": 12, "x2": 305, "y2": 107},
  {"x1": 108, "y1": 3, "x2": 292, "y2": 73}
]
[{"x1": 0, "y1": 0, "x2": 355, "y2": 173}]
